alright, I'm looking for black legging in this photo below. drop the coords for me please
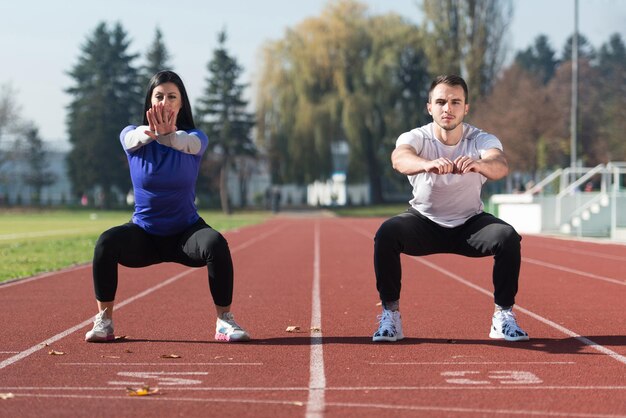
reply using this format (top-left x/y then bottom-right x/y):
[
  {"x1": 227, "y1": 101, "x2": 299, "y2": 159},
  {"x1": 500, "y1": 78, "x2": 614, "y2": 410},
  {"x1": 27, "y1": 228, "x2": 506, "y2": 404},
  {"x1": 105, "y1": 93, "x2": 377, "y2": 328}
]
[
  {"x1": 92, "y1": 218, "x2": 233, "y2": 306},
  {"x1": 374, "y1": 209, "x2": 522, "y2": 308}
]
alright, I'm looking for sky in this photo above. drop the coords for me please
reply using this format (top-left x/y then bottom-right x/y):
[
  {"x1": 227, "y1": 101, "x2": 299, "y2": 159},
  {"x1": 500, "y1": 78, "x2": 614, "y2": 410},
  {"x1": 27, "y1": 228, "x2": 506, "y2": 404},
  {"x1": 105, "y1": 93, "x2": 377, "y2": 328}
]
[{"x1": 1, "y1": 0, "x2": 625, "y2": 146}]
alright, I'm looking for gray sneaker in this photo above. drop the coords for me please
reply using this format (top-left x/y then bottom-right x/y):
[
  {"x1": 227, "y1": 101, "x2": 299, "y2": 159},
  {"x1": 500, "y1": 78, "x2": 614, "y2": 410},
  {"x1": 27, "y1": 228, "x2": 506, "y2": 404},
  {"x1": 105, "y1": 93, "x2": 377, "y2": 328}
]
[
  {"x1": 489, "y1": 309, "x2": 529, "y2": 341},
  {"x1": 215, "y1": 312, "x2": 250, "y2": 342},
  {"x1": 85, "y1": 309, "x2": 115, "y2": 342},
  {"x1": 373, "y1": 309, "x2": 404, "y2": 342}
]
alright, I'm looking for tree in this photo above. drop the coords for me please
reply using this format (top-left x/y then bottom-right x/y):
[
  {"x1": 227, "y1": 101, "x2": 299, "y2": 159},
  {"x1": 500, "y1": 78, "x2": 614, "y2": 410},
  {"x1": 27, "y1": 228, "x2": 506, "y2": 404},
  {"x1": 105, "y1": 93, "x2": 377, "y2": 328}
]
[
  {"x1": 596, "y1": 34, "x2": 626, "y2": 161},
  {"x1": 66, "y1": 22, "x2": 142, "y2": 207},
  {"x1": 471, "y1": 64, "x2": 561, "y2": 175},
  {"x1": 20, "y1": 124, "x2": 56, "y2": 205},
  {"x1": 420, "y1": 0, "x2": 512, "y2": 102},
  {"x1": 0, "y1": 84, "x2": 21, "y2": 171},
  {"x1": 142, "y1": 27, "x2": 172, "y2": 87},
  {"x1": 256, "y1": 0, "x2": 429, "y2": 203},
  {"x1": 561, "y1": 33, "x2": 596, "y2": 63},
  {"x1": 195, "y1": 30, "x2": 255, "y2": 214},
  {"x1": 515, "y1": 35, "x2": 559, "y2": 84}
]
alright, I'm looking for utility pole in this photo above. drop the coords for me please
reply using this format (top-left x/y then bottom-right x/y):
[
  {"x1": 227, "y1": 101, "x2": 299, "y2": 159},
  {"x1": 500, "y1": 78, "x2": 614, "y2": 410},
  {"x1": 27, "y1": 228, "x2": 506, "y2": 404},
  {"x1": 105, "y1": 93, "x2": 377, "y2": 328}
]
[{"x1": 570, "y1": 0, "x2": 578, "y2": 172}]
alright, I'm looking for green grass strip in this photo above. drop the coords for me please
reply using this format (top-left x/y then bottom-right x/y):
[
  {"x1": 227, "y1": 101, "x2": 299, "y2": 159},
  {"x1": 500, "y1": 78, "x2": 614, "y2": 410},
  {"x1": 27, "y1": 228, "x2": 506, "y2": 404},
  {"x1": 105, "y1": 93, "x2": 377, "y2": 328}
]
[{"x1": 0, "y1": 209, "x2": 269, "y2": 283}]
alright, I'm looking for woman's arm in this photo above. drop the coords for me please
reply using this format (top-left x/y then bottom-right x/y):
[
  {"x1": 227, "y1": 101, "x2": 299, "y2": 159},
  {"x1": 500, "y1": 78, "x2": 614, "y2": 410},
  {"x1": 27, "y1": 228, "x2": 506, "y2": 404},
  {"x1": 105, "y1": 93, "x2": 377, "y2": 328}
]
[
  {"x1": 156, "y1": 131, "x2": 204, "y2": 155},
  {"x1": 122, "y1": 126, "x2": 154, "y2": 152}
]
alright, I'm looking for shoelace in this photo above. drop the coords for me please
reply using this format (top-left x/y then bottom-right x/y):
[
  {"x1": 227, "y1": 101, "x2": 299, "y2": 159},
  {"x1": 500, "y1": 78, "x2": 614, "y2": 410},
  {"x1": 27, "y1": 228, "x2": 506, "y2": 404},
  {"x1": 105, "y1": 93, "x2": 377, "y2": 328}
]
[
  {"x1": 499, "y1": 310, "x2": 522, "y2": 332},
  {"x1": 377, "y1": 311, "x2": 395, "y2": 333},
  {"x1": 93, "y1": 311, "x2": 107, "y2": 327},
  {"x1": 221, "y1": 313, "x2": 244, "y2": 331}
]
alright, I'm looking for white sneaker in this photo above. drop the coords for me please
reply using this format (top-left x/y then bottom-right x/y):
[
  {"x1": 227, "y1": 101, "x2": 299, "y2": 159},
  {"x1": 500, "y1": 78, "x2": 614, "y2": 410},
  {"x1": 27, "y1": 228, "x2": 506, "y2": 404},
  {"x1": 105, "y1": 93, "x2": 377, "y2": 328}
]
[
  {"x1": 372, "y1": 309, "x2": 404, "y2": 342},
  {"x1": 215, "y1": 312, "x2": 251, "y2": 342},
  {"x1": 489, "y1": 309, "x2": 529, "y2": 341},
  {"x1": 85, "y1": 309, "x2": 115, "y2": 342}
]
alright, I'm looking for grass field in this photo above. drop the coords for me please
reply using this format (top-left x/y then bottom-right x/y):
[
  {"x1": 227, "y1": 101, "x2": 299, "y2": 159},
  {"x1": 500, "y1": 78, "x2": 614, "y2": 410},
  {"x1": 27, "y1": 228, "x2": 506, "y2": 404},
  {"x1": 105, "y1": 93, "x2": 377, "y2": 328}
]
[
  {"x1": 0, "y1": 209, "x2": 270, "y2": 283},
  {"x1": 0, "y1": 205, "x2": 411, "y2": 283}
]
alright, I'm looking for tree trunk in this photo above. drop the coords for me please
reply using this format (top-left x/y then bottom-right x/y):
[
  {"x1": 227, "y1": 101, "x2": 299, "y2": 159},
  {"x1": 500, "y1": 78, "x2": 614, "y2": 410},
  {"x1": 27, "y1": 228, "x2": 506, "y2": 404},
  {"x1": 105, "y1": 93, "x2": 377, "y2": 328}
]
[{"x1": 219, "y1": 158, "x2": 232, "y2": 214}]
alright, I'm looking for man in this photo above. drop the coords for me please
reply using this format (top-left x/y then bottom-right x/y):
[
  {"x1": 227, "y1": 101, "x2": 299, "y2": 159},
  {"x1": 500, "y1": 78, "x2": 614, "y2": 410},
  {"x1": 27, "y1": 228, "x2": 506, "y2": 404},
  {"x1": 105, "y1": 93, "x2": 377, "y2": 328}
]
[{"x1": 373, "y1": 74, "x2": 528, "y2": 343}]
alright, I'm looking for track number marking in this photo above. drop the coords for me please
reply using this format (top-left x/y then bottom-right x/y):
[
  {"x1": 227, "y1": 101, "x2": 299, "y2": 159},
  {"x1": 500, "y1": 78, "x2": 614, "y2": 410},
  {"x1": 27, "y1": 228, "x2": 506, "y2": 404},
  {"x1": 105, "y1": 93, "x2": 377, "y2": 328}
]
[{"x1": 442, "y1": 370, "x2": 542, "y2": 385}]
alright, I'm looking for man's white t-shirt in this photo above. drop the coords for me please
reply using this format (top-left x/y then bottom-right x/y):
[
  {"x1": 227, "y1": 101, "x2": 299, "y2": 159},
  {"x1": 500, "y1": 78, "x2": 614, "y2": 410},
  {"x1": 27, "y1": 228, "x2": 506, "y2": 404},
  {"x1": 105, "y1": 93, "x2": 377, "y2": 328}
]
[{"x1": 396, "y1": 122, "x2": 503, "y2": 228}]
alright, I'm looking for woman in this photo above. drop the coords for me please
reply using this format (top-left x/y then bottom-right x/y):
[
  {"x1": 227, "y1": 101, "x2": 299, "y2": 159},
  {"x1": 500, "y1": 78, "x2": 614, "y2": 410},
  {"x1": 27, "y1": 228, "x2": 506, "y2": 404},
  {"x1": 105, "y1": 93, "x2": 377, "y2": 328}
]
[{"x1": 85, "y1": 70, "x2": 250, "y2": 343}]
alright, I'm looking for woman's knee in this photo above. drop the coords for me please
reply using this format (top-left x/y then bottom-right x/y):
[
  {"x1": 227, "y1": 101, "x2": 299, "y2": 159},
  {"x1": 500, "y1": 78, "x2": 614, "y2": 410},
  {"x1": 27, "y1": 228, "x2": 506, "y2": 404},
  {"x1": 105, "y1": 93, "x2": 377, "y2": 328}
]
[
  {"x1": 94, "y1": 227, "x2": 121, "y2": 258},
  {"x1": 188, "y1": 228, "x2": 231, "y2": 261}
]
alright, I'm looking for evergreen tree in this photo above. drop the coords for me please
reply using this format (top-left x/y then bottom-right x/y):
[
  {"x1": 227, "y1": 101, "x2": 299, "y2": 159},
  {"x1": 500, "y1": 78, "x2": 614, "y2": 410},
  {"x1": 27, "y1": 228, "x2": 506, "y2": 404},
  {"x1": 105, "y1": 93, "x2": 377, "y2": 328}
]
[
  {"x1": 195, "y1": 30, "x2": 255, "y2": 214},
  {"x1": 142, "y1": 27, "x2": 172, "y2": 87},
  {"x1": 561, "y1": 33, "x2": 596, "y2": 63},
  {"x1": 20, "y1": 124, "x2": 56, "y2": 205},
  {"x1": 66, "y1": 22, "x2": 142, "y2": 207},
  {"x1": 515, "y1": 35, "x2": 559, "y2": 84},
  {"x1": 0, "y1": 83, "x2": 21, "y2": 176}
]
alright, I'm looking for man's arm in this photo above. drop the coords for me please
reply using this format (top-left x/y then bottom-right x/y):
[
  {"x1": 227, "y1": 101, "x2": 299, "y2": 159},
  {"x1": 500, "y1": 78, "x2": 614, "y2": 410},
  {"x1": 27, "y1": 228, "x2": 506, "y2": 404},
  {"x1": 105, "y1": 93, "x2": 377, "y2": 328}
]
[
  {"x1": 391, "y1": 144, "x2": 457, "y2": 175},
  {"x1": 453, "y1": 148, "x2": 509, "y2": 180}
]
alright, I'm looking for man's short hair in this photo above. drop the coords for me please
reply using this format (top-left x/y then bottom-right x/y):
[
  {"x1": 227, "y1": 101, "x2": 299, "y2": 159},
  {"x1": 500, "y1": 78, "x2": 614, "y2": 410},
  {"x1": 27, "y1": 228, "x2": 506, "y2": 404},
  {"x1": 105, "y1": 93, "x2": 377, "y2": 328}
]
[{"x1": 428, "y1": 75, "x2": 469, "y2": 103}]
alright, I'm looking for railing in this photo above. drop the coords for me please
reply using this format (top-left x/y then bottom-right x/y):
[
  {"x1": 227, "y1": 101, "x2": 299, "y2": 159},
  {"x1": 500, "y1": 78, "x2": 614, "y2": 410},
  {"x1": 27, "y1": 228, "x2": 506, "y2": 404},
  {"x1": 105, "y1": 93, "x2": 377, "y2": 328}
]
[
  {"x1": 495, "y1": 162, "x2": 626, "y2": 239},
  {"x1": 555, "y1": 164, "x2": 606, "y2": 226}
]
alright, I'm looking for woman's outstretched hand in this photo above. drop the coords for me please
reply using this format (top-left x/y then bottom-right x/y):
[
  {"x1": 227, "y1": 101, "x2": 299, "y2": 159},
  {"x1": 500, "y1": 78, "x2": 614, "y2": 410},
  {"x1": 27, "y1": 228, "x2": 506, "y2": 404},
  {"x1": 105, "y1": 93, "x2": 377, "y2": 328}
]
[{"x1": 145, "y1": 102, "x2": 177, "y2": 139}]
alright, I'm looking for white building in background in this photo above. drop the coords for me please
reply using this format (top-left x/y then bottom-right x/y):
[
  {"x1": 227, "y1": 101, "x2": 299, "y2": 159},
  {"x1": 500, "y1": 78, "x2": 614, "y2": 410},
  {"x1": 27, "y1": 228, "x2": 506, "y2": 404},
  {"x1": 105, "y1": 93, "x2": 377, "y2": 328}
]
[
  {"x1": 307, "y1": 173, "x2": 370, "y2": 206},
  {"x1": 0, "y1": 137, "x2": 370, "y2": 209},
  {"x1": 0, "y1": 144, "x2": 73, "y2": 206},
  {"x1": 305, "y1": 140, "x2": 371, "y2": 207}
]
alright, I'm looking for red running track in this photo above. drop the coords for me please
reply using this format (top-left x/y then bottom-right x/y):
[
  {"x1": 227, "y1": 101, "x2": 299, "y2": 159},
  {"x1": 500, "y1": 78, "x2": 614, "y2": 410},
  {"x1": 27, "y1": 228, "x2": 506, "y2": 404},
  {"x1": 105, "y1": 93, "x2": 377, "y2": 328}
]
[{"x1": 1, "y1": 215, "x2": 625, "y2": 417}]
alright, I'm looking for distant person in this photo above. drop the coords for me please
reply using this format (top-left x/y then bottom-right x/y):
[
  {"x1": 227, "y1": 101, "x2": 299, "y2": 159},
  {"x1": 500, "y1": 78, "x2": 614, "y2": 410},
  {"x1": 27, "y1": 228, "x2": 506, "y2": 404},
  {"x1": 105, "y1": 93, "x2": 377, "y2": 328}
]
[
  {"x1": 372, "y1": 75, "x2": 528, "y2": 343},
  {"x1": 271, "y1": 186, "x2": 282, "y2": 213},
  {"x1": 85, "y1": 70, "x2": 250, "y2": 343}
]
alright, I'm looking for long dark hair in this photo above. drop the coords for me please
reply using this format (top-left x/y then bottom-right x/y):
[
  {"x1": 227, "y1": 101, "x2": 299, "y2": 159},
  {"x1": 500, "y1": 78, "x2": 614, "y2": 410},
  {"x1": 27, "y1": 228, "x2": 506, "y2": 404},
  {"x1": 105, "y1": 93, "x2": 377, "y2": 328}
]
[{"x1": 142, "y1": 70, "x2": 196, "y2": 130}]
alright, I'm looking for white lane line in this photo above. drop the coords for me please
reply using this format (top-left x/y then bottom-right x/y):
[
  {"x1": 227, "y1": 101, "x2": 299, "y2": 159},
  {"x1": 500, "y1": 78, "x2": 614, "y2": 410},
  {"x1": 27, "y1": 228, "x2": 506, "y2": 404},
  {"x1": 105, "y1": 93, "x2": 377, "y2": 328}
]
[
  {"x1": 528, "y1": 241, "x2": 626, "y2": 262},
  {"x1": 416, "y1": 257, "x2": 626, "y2": 366},
  {"x1": 306, "y1": 220, "x2": 326, "y2": 418},
  {"x1": 523, "y1": 257, "x2": 626, "y2": 286},
  {"x1": 324, "y1": 401, "x2": 626, "y2": 418},
  {"x1": 4, "y1": 393, "x2": 625, "y2": 418},
  {"x1": 344, "y1": 224, "x2": 626, "y2": 367},
  {"x1": 0, "y1": 264, "x2": 90, "y2": 289},
  {"x1": 0, "y1": 224, "x2": 286, "y2": 371},
  {"x1": 59, "y1": 363, "x2": 263, "y2": 366},
  {"x1": 229, "y1": 224, "x2": 288, "y2": 253},
  {"x1": 0, "y1": 269, "x2": 195, "y2": 370},
  {"x1": 8, "y1": 393, "x2": 307, "y2": 407},
  {"x1": 2, "y1": 385, "x2": 625, "y2": 391},
  {"x1": 369, "y1": 361, "x2": 575, "y2": 365},
  {"x1": 0, "y1": 224, "x2": 286, "y2": 290}
]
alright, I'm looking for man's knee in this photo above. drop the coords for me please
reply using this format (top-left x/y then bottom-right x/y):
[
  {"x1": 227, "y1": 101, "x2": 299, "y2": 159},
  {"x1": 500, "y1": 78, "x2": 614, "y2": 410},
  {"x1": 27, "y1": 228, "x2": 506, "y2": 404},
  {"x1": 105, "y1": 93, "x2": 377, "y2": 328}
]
[{"x1": 494, "y1": 223, "x2": 521, "y2": 251}]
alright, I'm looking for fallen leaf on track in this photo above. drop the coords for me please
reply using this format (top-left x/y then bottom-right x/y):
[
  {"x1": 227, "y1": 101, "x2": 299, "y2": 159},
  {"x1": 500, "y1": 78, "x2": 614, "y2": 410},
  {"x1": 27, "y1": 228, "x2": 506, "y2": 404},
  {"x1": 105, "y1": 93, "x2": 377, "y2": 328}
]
[
  {"x1": 126, "y1": 386, "x2": 159, "y2": 397},
  {"x1": 0, "y1": 393, "x2": 15, "y2": 400},
  {"x1": 160, "y1": 354, "x2": 181, "y2": 359},
  {"x1": 285, "y1": 326, "x2": 301, "y2": 333},
  {"x1": 310, "y1": 326, "x2": 321, "y2": 332},
  {"x1": 48, "y1": 350, "x2": 65, "y2": 355}
]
